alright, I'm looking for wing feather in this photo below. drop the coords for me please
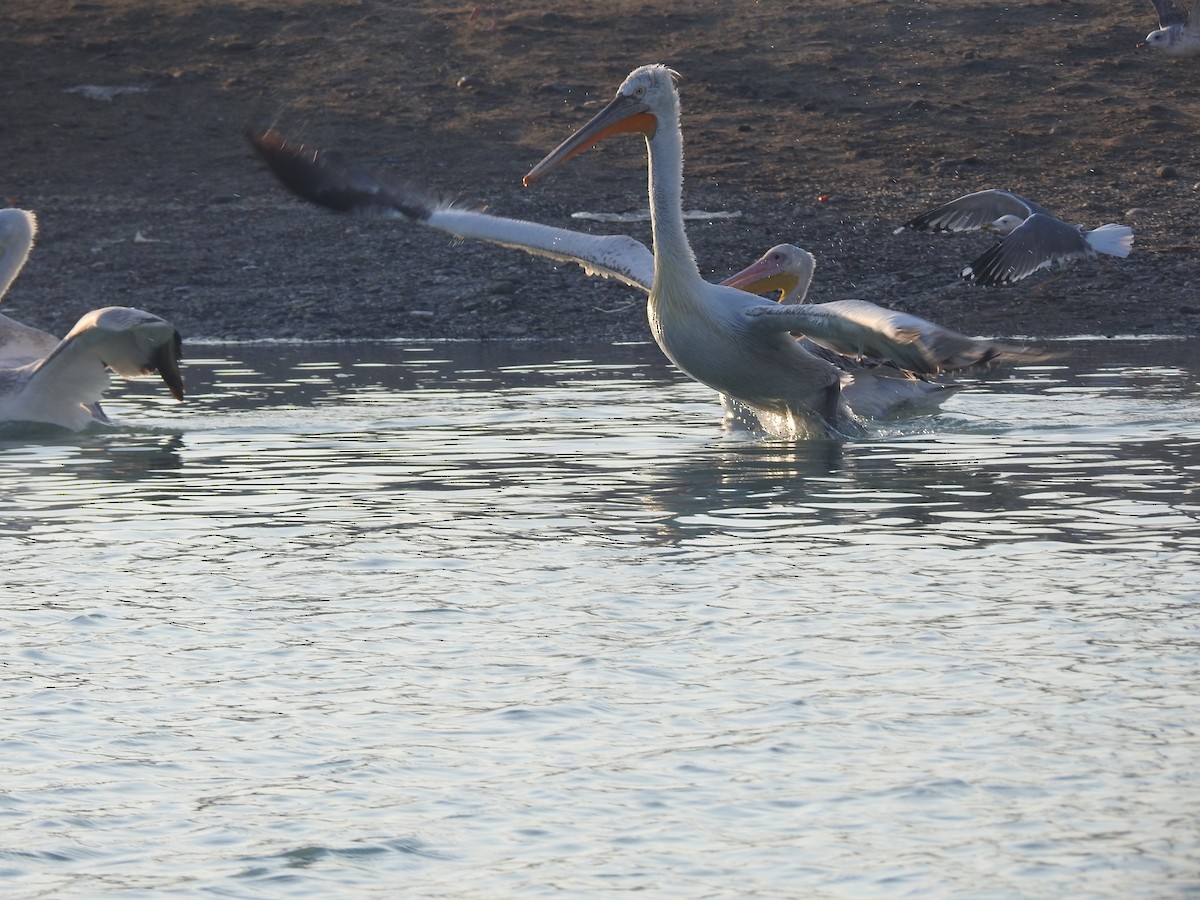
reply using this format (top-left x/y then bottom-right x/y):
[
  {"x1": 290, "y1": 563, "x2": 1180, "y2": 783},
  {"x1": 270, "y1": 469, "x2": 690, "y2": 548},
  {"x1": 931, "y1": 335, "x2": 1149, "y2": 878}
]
[
  {"x1": 1150, "y1": 0, "x2": 1191, "y2": 26},
  {"x1": 963, "y1": 213, "x2": 1091, "y2": 285},
  {"x1": 746, "y1": 298, "x2": 1049, "y2": 374},
  {"x1": 248, "y1": 128, "x2": 655, "y2": 291},
  {"x1": 895, "y1": 189, "x2": 1045, "y2": 234}
]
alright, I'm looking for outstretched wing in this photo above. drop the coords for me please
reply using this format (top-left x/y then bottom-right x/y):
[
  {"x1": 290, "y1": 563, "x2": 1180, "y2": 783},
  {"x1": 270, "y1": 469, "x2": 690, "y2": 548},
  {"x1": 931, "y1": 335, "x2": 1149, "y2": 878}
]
[
  {"x1": 745, "y1": 298, "x2": 1048, "y2": 375},
  {"x1": 962, "y1": 213, "x2": 1091, "y2": 285},
  {"x1": 816, "y1": 300, "x2": 1052, "y2": 371},
  {"x1": 894, "y1": 189, "x2": 1045, "y2": 234},
  {"x1": 1150, "y1": 0, "x2": 1191, "y2": 26},
  {"x1": 9, "y1": 307, "x2": 184, "y2": 429},
  {"x1": 248, "y1": 128, "x2": 656, "y2": 292}
]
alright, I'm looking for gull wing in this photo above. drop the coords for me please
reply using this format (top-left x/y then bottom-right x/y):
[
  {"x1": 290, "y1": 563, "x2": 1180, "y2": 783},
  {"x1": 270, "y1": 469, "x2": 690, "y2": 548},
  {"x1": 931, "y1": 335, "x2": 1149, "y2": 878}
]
[
  {"x1": 745, "y1": 298, "x2": 1048, "y2": 375},
  {"x1": 4, "y1": 307, "x2": 184, "y2": 429},
  {"x1": 895, "y1": 189, "x2": 1046, "y2": 234},
  {"x1": 248, "y1": 128, "x2": 655, "y2": 292},
  {"x1": 962, "y1": 213, "x2": 1091, "y2": 285},
  {"x1": 1150, "y1": 0, "x2": 1191, "y2": 26}
]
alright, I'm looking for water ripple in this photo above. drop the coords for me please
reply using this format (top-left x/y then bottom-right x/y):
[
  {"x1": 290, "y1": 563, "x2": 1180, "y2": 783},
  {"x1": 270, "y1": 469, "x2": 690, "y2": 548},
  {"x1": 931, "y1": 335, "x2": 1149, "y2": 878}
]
[{"x1": 0, "y1": 339, "x2": 1197, "y2": 897}]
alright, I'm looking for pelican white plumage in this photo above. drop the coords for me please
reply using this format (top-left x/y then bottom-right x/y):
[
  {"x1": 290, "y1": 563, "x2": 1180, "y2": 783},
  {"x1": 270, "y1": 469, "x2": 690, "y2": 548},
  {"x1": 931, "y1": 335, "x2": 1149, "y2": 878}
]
[
  {"x1": 249, "y1": 127, "x2": 1044, "y2": 436},
  {"x1": 1140, "y1": 0, "x2": 1200, "y2": 54},
  {"x1": 0, "y1": 307, "x2": 185, "y2": 430},
  {"x1": 519, "y1": 65, "x2": 1055, "y2": 437},
  {"x1": 0, "y1": 208, "x2": 185, "y2": 430},
  {"x1": 895, "y1": 189, "x2": 1133, "y2": 286},
  {"x1": 248, "y1": 128, "x2": 657, "y2": 291},
  {"x1": 0, "y1": 209, "x2": 60, "y2": 364}
]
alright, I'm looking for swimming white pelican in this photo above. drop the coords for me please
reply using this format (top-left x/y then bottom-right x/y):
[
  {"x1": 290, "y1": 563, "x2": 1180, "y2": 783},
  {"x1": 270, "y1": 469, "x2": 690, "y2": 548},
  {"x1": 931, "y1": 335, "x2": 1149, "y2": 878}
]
[
  {"x1": 894, "y1": 189, "x2": 1133, "y2": 286},
  {"x1": 249, "y1": 128, "x2": 1047, "y2": 432},
  {"x1": 1140, "y1": 0, "x2": 1200, "y2": 54},
  {"x1": 0, "y1": 208, "x2": 185, "y2": 430}
]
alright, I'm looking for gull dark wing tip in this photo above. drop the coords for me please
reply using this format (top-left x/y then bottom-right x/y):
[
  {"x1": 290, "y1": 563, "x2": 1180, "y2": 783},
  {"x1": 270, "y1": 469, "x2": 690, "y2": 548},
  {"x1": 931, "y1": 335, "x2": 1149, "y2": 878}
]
[{"x1": 961, "y1": 245, "x2": 1016, "y2": 286}]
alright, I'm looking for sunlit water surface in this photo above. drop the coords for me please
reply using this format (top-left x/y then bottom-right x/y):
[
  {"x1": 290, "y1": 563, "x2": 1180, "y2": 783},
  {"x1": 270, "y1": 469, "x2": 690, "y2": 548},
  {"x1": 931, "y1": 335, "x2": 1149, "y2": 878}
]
[{"x1": 2, "y1": 339, "x2": 1198, "y2": 898}]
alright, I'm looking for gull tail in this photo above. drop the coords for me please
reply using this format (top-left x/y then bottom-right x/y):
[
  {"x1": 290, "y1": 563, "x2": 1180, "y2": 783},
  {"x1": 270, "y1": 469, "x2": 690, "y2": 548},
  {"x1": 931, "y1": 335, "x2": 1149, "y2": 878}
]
[{"x1": 1085, "y1": 224, "x2": 1134, "y2": 258}]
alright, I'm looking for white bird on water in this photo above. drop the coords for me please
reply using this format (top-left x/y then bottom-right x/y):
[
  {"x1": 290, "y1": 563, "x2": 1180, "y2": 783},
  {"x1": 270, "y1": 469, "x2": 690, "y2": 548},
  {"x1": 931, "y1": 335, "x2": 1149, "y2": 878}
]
[
  {"x1": 249, "y1": 127, "x2": 1045, "y2": 437},
  {"x1": 894, "y1": 189, "x2": 1133, "y2": 286},
  {"x1": 0, "y1": 208, "x2": 185, "y2": 430},
  {"x1": 1140, "y1": 0, "x2": 1200, "y2": 54}
]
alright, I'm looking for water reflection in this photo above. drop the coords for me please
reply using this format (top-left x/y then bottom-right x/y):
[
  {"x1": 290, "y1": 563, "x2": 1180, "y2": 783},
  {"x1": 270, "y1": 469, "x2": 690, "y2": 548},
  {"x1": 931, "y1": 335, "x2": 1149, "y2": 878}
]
[{"x1": 1, "y1": 339, "x2": 1197, "y2": 559}]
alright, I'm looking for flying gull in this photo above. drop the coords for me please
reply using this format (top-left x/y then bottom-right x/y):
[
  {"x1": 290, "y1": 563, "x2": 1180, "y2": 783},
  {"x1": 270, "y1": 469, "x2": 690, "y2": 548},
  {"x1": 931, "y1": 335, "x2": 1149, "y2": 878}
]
[
  {"x1": 1140, "y1": 0, "x2": 1200, "y2": 55},
  {"x1": 895, "y1": 189, "x2": 1133, "y2": 286}
]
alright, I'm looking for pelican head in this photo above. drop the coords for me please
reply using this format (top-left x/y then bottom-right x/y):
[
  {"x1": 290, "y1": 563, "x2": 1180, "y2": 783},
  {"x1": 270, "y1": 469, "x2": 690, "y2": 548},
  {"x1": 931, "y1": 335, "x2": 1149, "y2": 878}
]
[
  {"x1": 524, "y1": 64, "x2": 679, "y2": 185},
  {"x1": 66, "y1": 307, "x2": 186, "y2": 401},
  {"x1": 721, "y1": 244, "x2": 816, "y2": 305}
]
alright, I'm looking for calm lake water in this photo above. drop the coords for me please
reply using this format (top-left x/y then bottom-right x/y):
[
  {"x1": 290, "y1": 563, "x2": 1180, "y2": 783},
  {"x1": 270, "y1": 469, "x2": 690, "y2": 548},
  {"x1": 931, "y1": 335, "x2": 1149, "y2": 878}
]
[{"x1": 2, "y1": 338, "x2": 1198, "y2": 898}]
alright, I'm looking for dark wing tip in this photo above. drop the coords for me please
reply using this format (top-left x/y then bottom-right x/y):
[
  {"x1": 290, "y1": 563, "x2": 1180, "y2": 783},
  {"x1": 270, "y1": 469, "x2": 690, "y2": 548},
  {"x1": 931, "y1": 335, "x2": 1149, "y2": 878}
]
[
  {"x1": 244, "y1": 125, "x2": 474, "y2": 222},
  {"x1": 961, "y1": 243, "x2": 1019, "y2": 286},
  {"x1": 245, "y1": 126, "x2": 384, "y2": 214},
  {"x1": 246, "y1": 125, "x2": 373, "y2": 214},
  {"x1": 895, "y1": 207, "x2": 954, "y2": 233}
]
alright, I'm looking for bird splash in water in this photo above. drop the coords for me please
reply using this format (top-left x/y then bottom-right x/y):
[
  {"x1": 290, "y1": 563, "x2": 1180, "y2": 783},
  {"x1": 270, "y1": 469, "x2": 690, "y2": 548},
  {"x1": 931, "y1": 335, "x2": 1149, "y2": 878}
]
[{"x1": 0, "y1": 208, "x2": 184, "y2": 430}]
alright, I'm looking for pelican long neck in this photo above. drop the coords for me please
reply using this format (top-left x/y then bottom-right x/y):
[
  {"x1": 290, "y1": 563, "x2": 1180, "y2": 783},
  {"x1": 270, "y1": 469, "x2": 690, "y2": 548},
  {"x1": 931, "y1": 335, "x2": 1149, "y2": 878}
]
[
  {"x1": 645, "y1": 91, "x2": 701, "y2": 292},
  {"x1": 0, "y1": 215, "x2": 36, "y2": 300}
]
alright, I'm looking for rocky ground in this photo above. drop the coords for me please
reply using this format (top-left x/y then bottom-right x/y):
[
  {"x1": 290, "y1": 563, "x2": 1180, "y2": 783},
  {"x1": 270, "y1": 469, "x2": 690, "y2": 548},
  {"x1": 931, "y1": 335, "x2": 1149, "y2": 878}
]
[{"x1": 2, "y1": 0, "x2": 1198, "y2": 347}]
